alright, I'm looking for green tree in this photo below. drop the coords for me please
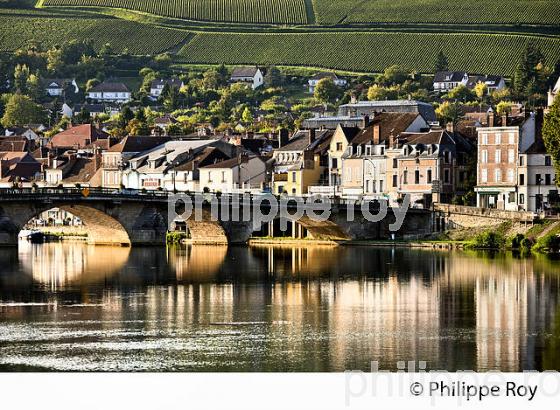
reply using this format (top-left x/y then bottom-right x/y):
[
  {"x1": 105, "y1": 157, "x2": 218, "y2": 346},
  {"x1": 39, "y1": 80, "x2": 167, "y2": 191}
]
[
  {"x1": 26, "y1": 73, "x2": 41, "y2": 101},
  {"x1": 135, "y1": 107, "x2": 147, "y2": 122},
  {"x1": 13, "y1": 64, "x2": 30, "y2": 93},
  {"x1": 435, "y1": 101, "x2": 463, "y2": 125},
  {"x1": 46, "y1": 47, "x2": 64, "y2": 74},
  {"x1": 313, "y1": 77, "x2": 341, "y2": 104},
  {"x1": 241, "y1": 106, "x2": 253, "y2": 125},
  {"x1": 203, "y1": 70, "x2": 220, "y2": 89},
  {"x1": 382, "y1": 65, "x2": 409, "y2": 85},
  {"x1": 447, "y1": 84, "x2": 474, "y2": 101},
  {"x1": 496, "y1": 101, "x2": 514, "y2": 115},
  {"x1": 264, "y1": 66, "x2": 283, "y2": 87},
  {"x1": 1, "y1": 94, "x2": 45, "y2": 127},
  {"x1": 367, "y1": 84, "x2": 398, "y2": 101},
  {"x1": 216, "y1": 63, "x2": 229, "y2": 86},
  {"x1": 166, "y1": 123, "x2": 183, "y2": 136},
  {"x1": 543, "y1": 96, "x2": 560, "y2": 183},
  {"x1": 434, "y1": 50, "x2": 449, "y2": 72}
]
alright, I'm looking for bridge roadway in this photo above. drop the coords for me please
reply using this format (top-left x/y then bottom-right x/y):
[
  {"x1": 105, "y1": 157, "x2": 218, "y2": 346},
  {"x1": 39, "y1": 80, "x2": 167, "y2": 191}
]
[{"x1": 0, "y1": 188, "x2": 433, "y2": 246}]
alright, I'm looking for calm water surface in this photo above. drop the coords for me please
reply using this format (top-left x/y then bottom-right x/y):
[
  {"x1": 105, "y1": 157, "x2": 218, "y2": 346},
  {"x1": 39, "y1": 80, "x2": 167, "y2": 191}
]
[{"x1": 0, "y1": 242, "x2": 559, "y2": 372}]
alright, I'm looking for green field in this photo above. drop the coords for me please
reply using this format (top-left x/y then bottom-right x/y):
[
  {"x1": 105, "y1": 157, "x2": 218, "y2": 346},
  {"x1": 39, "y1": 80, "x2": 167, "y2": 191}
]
[
  {"x1": 1, "y1": 0, "x2": 559, "y2": 75},
  {"x1": 178, "y1": 31, "x2": 560, "y2": 75},
  {"x1": 0, "y1": 9, "x2": 189, "y2": 53},
  {"x1": 42, "y1": 0, "x2": 309, "y2": 24},
  {"x1": 312, "y1": 0, "x2": 560, "y2": 26}
]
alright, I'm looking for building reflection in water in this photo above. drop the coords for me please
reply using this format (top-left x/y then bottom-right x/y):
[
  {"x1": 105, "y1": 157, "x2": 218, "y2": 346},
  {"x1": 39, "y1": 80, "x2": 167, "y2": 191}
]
[{"x1": 1, "y1": 243, "x2": 559, "y2": 371}]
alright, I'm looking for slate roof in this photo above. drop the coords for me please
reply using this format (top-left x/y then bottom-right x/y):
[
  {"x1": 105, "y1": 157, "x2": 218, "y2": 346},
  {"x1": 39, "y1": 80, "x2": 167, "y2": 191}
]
[
  {"x1": 434, "y1": 71, "x2": 468, "y2": 83},
  {"x1": 88, "y1": 81, "x2": 130, "y2": 93},
  {"x1": 150, "y1": 78, "x2": 183, "y2": 88},
  {"x1": 231, "y1": 67, "x2": 259, "y2": 78},
  {"x1": 107, "y1": 136, "x2": 171, "y2": 153}
]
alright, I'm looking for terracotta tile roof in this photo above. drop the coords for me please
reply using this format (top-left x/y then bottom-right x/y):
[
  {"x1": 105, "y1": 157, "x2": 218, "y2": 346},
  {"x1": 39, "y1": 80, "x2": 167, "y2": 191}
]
[
  {"x1": 352, "y1": 113, "x2": 420, "y2": 145},
  {"x1": 61, "y1": 157, "x2": 100, "y2": 183},
  {"x1": 49, "y1": 124, "x2": 109, "y2": 149}
]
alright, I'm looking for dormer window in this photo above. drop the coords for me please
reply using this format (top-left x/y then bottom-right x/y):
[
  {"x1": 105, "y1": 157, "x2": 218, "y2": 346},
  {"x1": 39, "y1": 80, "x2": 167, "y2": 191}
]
[
  {"x1": 356, "y1": 146, "x2": 362, "y2": 156},
  {"x1": 365, "y1": 145, "x2": 372, "y2": 156},
  {"x1": 347, "y1": 146, "x2": 353, "y2": 156}
]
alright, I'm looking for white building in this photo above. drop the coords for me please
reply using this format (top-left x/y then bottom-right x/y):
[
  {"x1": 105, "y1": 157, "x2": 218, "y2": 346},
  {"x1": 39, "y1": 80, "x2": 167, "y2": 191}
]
[
  {"x1": 87, "y1": 81, "x2": 131, "y2": 103},
  {"x1": 230, "y1": 67, "x2": 264, "y2": 90},
  {"x1": 433, "y1": 71, "x2": 469, "y2": 93},
  {"x1": 149, "y1": 78, "x2": 184, "y2": 98},
  {"x1": 548, "y1": 76, "x2": 560, "y2": 107},
  {"x1": 198, "y1": 155, "x2": 266, "y2": 193},
  {"x1": 518, "y1": 139, "x2": 557, "y2": 213},
  {"x1": 308, "y1": 72, "x2": 347, "y2": 94}
]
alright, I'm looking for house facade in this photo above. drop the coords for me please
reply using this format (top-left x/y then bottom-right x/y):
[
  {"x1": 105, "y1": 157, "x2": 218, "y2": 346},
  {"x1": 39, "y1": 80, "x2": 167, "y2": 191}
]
[
  {"x1": 230, "y1": 67, "x2": 264, "y2": 90},
  {"x1": 198, "y1": 155, "x2": 266, "y2": 193},
  {"x1": 518, "y1": 140, "x2": 557, "y2": 212},
  {"x1": 150, "y1": 78, "x2": 184, "y2": 98},
  {"x1": 87, "y1": 81, "x2": 131, "y2": 103},
  {"x1": 475, "y1": 112, "x2": 538, "y2": 210},
  {"x1": 433, "y1": 71, "x2": 469, "y2": 92},
  {"x1": 272, "y1": 129, "x2": 333, "y2": 196},
  {"x1": 308, "y1": 72, "x2": 347, "y2": 93}
]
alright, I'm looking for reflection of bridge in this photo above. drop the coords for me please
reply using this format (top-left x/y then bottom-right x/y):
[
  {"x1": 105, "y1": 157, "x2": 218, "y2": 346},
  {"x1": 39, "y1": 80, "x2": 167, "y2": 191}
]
[{"x1": 0, "y1": 188, "x2": 433, "y2": 246}]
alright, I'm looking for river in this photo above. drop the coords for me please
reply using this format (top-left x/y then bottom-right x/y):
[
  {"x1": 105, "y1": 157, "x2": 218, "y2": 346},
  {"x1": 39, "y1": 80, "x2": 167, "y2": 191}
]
[{"x1": 0, "y1": 242, "x2": 559, "y2": 372}]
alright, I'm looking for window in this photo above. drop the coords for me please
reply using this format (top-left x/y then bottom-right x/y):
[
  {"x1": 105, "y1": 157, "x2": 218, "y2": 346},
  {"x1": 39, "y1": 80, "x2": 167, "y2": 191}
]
[
  {"x1": 495, "y1": 149, "x2": 501, "y2": 163},
  {"x1": 444, "y1": 151, "x2": 451, "y2": 164},
  {"x1": 345, "y1": 168, "x2": 351, "y2": 182},
  {"x1": 444, "y1": 169, "x2": 450, "y2": 183},
  {"x1": 519, "y1": 174, "x2": 525, "y2": 185},
  {"x1": 365, "y1": 146, "x2": 372, "y2": 156},
  {"x1": 379, "y1": 180, "x2": 384, "y2": 192},
  {"x1": 459, "y1": 171, "x2": 466, "y2": 183},
  {"x1": 545, "y1": 156, "x2": 552, "y2": 166},
  {"x1": 546, "y1": 174, "x2": 552, "y2": 185},
  {"x1": 221, "y1": 171, "x2": 226, "y2": 183},
  {"x1": 379, "y1": 147, "x2": 385, "y2": 155},
  {"x1": 481, "y1": 168, "x2": 488, "y2": 183},
  {"x1": 356, "y1": 146, "x2": 362, "y2": 156},
  {"x1": 403, "y1": 170, "x2": 408, "y2": 184},
  {"x1": 519, "y1": 194, "x2": 525, "y2": 205},
  {"x1": 508, "y1": 149, "x2": 514, "y2": 164},
  {"x1": 509, "y1": 133, "x2": 515, "y2": 144},
  {"x1": 355, "y1": 168, "x2": 362, "y2": 182},
  {"x1": 536, "y1": 174, "x2": 542, "y2": 185},
  {"x1": 292, "y1": 172, "x2": 297, "y2": 183},
  {"x1": 427, "y1": 169, "x2": 432, "y2": 183},
  {"x1": 508, "y1": 192, "x2": 516, "y2": 203},
  {"x1": 332, "y1": 158, "x2": 338, "y2": 168},
  {"x1": 415, "y1": 170, "x2": 420, "y2": 184},
  {"x1": 336, "y1": 142, "x2": 343, "y2": 151},
  {"x1": 481, "y1": 133, "x2": 488, "y2": 145},
  {"x1": 495, "y1": 169, "x2": 501, "y2": 182},
  {"x1": 519, "y1": 156, "x2": 524, "y2": 166},
  {"x1": 495, "y1": 133, "x2": 501, "y2": 144},
  {"x1": 481, "y1": 149, "x2": 488, "y2": 163},
  {"x1": 507, "y1": 169, "x2": 514, "y2": 183},
  {"x1": 393, "y1": 158, "x2": 398, "y2": 168},
  {"x1": 347, "y1": 146, "x2": 353, "y2": 156}
]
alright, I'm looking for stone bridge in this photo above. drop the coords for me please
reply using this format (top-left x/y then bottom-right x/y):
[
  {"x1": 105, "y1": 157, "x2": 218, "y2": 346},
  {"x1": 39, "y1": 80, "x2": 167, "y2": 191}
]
[{"x1": 0, "y1": 188, "x2": 433, "y2": 246}]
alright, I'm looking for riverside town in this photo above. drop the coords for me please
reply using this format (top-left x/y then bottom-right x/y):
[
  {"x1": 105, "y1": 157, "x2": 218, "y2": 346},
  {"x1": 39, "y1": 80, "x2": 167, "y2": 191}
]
[{"x1": 1, "y1": 2, "x2": 560, "y2": 408}]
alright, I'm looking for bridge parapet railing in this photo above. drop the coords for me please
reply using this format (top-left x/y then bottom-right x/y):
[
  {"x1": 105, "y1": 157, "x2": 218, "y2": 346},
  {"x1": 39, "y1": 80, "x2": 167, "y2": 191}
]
[{"x1": 433, "y1": 203, "x2": 536, "y2": 222}]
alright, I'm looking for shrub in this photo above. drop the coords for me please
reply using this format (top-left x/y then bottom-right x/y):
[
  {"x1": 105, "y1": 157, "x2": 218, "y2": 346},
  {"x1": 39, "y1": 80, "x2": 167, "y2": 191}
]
[
  {"x1": 467, "y1": 231, "x2": 506, "y2": 249},
  {"x1": 533, "y1": 234, "x2": 560, "y2": 253},
  {"x1": 166, "y1": 231, "x2": 187, "y2": 244}
]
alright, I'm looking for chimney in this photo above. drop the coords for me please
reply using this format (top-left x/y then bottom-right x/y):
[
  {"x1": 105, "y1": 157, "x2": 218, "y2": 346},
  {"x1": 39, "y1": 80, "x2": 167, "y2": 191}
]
[
  {"x1": 350, "y1": 94, "x2": 357, "y2": 104},
  {"x1": 488, "y1": 110, "x2": 495, "y2": 127},
  {"x1": 373, "y1": 124, "x2": 380, "y2": 145},
  {"x1": 446, "y1": 122, "x2": 454, "y2": 133},
  {"x1": 501, "y1": 113, "x2": 508, "y2": 127},
  {"x1": 535, "y1": 108, "x2": 544, "y2": 142},
  {"x1": 278, "y1": 128, "x2": 289, "y2": 147},
  {"x1": 309, "y1": 128, "x2": 316, "y2": 145},
  {"x1": 362, "y1": 115, "x2": 370, "y2": 129},
  {"x1": 389, "y1": 131, "x2": 395, "y2": 149}
]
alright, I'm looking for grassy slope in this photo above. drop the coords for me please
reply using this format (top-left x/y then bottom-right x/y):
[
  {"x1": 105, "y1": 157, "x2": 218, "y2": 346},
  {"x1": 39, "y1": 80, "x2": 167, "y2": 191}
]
[
  {"x1": 312, "y1": 0, "x2": 560, "y2": 26},
  {"x1": 0, "y1": 7, "x2": 190, "y2": 53},
  {"x1": 2, "y1": 0, "x2": 559, "y2": 74},
  {"x1": 178, "y1": 31, "x2": 560, "y2": 75}
]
